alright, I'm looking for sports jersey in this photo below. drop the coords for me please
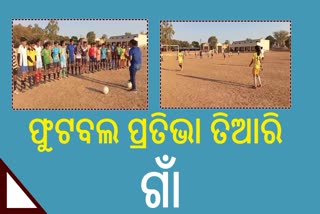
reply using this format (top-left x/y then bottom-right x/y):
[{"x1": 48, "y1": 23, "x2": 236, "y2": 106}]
[
  {"x1": 178, "y1": 52, "x2": 184, "y2": 63},
  {"x1": 252, "y1": 52, "x2": 262, "y2": 69},
  {"x1": 81, "y1": 46, "x2": 88, "y2": 57},
  {"x1": 60, "y1": 47, "x2": 67, "y2": 63},
  {"x1": 41, "y1": 48, "x2": 51, "y2": 65},
  {"x1": 52, "y1": 46, "x2": 60, "y2": 62},
  {"x1": 35, "y1": 45, "x2": 42, "y2": 63},
  {"x1": 75, "y1": 46, "x2": 82, "y2": 59},
  {"x1": 129, "y1": 46, "x2": 141, "y2": 67},
  {"x1": 27, "y1": 47, "x2": 37, "y2": 66},
  {"x1": 12, "y1": 47, "x2": 18, "y2": 69},
  {"x1": 101, "y1": 48, "x2": 107, "y2": 59},
  {"x1": 116, "y1": 46, "x2": 122, "y2": 55},
  {"x1": 120, "y1": 48, "x2": 126, "y2": 60},
  {"x1": 67, "y1": 44, "x2": 75, "y2": 59},
  {"x1": 89, "y1": 47, "x2": 97, "y2": 57},
  {"x1": 18, "y1": 45, "x2": 28, "y2": 66}
]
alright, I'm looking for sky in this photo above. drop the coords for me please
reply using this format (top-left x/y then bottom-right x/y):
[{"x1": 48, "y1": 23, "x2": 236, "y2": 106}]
[
  {"x1": 12, "y1": 20, "x2": 147, "y2": 38},
  {"x1": 171, "y1": 22, "x2": 291, "y2": 43}
]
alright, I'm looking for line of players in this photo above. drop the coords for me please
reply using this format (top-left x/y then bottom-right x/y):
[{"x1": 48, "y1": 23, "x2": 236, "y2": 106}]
[{"x1": 13, "y1": 37, "x2": 130, "y2": 94}]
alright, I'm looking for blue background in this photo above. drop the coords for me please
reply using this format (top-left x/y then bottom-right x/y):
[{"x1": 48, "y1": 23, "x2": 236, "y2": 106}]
[{"x1": 1, "y1": 0, "x2": 319, "y2": 213}]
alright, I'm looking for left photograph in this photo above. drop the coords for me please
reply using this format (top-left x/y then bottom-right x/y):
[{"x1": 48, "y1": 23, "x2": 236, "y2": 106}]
[{"x1": 12, "y1": 19, "x2": 148, "y2": 110}]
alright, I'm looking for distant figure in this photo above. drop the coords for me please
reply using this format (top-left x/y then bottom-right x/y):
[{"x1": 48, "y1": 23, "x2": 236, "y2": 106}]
[
  {"x1": 35, "y1": 39, "x2": 43, "y2": 84},
  {"x1": 18, "y1": 37, "x2": 28, "y2": 91},
  {"x1": 74, "y1": 41, "x2": 82, "y2": 75},
  {"x1": 59, "y1": 40, "x2": 67, "y2": 78},
  {"x1": 177, "y1": 50, "x2": 184, "y2": 71},
  {"x1": 27, "y1": 40, "x2": 37, "y2": 87},
  {"x1": 249, "y1": 45, "x2": 263, "y2": 89},
  {"x1": 200, "y1": 50, "x2": 203, "y2": 59},
  {"x1": 81, "y1": 41, "x2": 88, "y2": 73},
  {"x1": 96, "y1": 44, "x2": 101, "y2": 71},
  {"x1": 41, "y1": 41, "x2": 52, "y2": 83},
  {"x1": 52, "y1": 41, "x2": 61, "y2": 79},
  {"x1": 66, "y1": 39, "x2": 75, "y2": 74},
  {"x1": 116, "y1": 43, "x2": 122, "y2": 70},
  {"x1": 238, "y1": 50, "x2": 240, "y2": 55},
  {"x1": 260, "y1": 46, "x2": 265, "y2": 61},
  {"x1": 89, "y1": 42, "x2": 97, "y2": 72},
  {"x1": 101, "y1": 43, "x2": 107, "y2": 70}
]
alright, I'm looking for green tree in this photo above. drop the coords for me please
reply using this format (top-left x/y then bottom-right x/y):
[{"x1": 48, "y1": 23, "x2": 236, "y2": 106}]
[
  {"x1": 191, "y1": 41, "x2": 200, "y2": 48},
  {"x1": 285, "y1": 36, "x2": 291, "y2": 49},
  {"x1": 12, "y1": 24, "x2": 33, "y2": 47},
  {"x1": 273, "y1": 30, "x2": 289, "y2": 47},
  {"x1": 57, "y1": 35, "x2": 69, "y2": 42},
  {"x1": 125, "y1": 32, "x2": 132, "y2": 36},
  {"x1": 265, "y1": 35, "x2": 275, "y2": 49},
  {"x1": 32, "y1": 24, "x2": 45, "y2": 41},
  {"x1": 180, "y1": 41, "x2": 190, "y2": 48},
  {"x1": 224, "y1": 40, "x2": 230, "y2": 45},
  {"x1": 45, "y1": 20, "x2": 59, "y2": 40},
  {"x1": 101, "y1": 34, "x2": 108, "y2": 40},
  {"x1": 71, "y1": 36, "x2": 78, "y2": 42},
  {"x1": 208, "y1": 36, "x2": 218, "y2": 50},
  {"x1": 160, "y1": 21, "x2": 175, "y2": 45},
  {"x1": 86, "y1": 31, "x2": 96, "y2": 44}
]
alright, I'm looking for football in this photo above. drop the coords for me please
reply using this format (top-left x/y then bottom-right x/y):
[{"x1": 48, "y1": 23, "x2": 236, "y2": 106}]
[
  {"x1": 103, "y1": 86, "x2": 109, "y2": 94},
  {"x1": 127, "y1": 81, "x2": 132, "y2": 89}
]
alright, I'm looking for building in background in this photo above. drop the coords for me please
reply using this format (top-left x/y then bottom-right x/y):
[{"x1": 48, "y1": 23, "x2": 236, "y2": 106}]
[
  {"x1": 201, "y1": 43, "x2": 210, "y2": 51},
  {"x1": 229, "y1": 39, "x2": 270, "y2": 52},
  {"x1": 216, "y1": 43, "x2": 229, "y2": 53},
  {"x1": 107, "y1": 33, "x2": 148, "y2": 47}
]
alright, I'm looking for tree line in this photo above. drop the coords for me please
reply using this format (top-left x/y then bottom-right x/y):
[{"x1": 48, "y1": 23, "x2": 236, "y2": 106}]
[
  {"x1": 160, "y1": 21, "x2": 291, "y2": 50},
  {"x1": 12, "y1": 20, "x2": 110, "y2": 47}
]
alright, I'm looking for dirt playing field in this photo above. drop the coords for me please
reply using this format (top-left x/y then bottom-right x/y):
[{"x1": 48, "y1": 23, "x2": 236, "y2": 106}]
[
  {"x1": 161, "y1": 51, "x2": 291, "y2": 108},
  {"x1": 13, "y1": 53, "x2": 148, "y2": 110}
]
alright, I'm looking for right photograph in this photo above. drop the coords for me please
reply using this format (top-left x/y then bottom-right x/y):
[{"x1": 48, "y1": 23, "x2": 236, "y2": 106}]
[{"x1": 160, "y1": 21, "x2": 291, "y2": 108}]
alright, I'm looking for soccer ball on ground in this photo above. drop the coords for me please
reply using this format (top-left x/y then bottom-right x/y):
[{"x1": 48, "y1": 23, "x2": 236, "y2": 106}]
[
  {"x1": 103, "y1": 86, "x2": 109, "y2": 94},
  {"x1": 127, "y1": 81, "x2": 132, "y2": 89}
]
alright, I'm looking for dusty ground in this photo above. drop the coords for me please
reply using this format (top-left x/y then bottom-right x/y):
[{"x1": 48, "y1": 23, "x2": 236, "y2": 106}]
[
  {"x1": 13, "y1": 54, "x2": 148, "y2": 110},
  {"x1": 161, "y1": 51, "x2": 291, "y2": 108}
]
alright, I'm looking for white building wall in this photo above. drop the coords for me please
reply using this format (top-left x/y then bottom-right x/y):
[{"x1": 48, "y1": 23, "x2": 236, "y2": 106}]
[
  {"x1": 229, "y1": 39, "x2": 270, "y2": 51},
  {"x1": 134, "y1": 34, "x2": 148, "y2": 47},
  {"x1": 108, "y1": 34, "x2": 148, "y2": 47},
  {"x1": 259, "y1": 39, "x2": 270, "y2": 51}
]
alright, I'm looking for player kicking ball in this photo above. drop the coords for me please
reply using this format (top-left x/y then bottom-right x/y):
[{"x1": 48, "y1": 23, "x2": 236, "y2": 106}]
[{"x1": 125, "y1": 39, "x2": 142, "y2": 92}]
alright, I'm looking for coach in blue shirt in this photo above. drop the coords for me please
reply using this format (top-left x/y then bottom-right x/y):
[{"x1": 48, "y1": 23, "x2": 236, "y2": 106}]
[{"x1": 126, "y1": 39, "x2": 142, "y2": 92}]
